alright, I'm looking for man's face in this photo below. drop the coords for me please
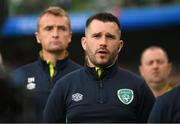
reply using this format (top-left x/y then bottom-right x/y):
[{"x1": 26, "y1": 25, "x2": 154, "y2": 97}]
[
  {"x1": 139, "y1": 49, "x2": 171, "y2": 85},
  {"x1": 35, "y1": 13, "x2": 72, "y2": 53},
  {"x1": 81, "y1": 20, "x2": 123, "y2": 67}
]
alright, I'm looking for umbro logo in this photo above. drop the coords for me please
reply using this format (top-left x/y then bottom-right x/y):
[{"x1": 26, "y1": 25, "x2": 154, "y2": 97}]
[{"x1": 72, "y1": 93, "x2": 83, "y2": 102}]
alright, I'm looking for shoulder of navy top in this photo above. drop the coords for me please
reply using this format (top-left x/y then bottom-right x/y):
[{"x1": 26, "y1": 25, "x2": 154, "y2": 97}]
[
  {"x1": 10, "y1": 56, "x2": 81, "y2": 87},
  {"x1": 157, "y1": 85, "x2": 180, "y2": 104}
]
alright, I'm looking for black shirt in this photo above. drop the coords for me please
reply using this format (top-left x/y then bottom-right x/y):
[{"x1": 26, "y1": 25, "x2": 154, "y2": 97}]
[
  {"x1": 11, "y1": 56, "x2": 81, "y2": 122},
  {"x1": 148, "y1": 85, "x2": 180, "y2": 123},
  {"x1": 0, "y1": 71, "x2": 22, "y2": 122},
  {"x1": 44, "y1": 64, "x2": 155, "y2": 123}
]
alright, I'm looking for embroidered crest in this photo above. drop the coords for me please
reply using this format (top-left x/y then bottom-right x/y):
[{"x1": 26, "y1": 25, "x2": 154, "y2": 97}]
[
  {"x1": 117, "y1": 88, "x2": 134, "y2": 105},
  {"x1": 72, "y1": 93, "x2": 83, "y2": 102},
  {"x1": 26, "y1": 77, "x2": 36, "y2": 90}
]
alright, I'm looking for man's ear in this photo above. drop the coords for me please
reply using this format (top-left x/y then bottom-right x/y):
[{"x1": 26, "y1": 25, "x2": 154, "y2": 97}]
[
  {"x1": 139, "y1": 65, "x2": 144, "y2": 77},
  {"x1": 167, "y1": 62, "x2": 172, "y2": 75},
  {"x1": 118, "y1": 40, "x2": 124, "y2": 53},
  {"x1": 68, "y1": 32, "x2": 72, "y2": 44},
  {"x1": 81, "y1": 37, "x2": 87, "y2": 51},
  {"x1": 35, "y1": 32, "x2": 41, "y2": 44}
]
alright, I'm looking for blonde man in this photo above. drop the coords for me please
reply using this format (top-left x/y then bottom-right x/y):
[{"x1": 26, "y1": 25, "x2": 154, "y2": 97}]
[{"x1": 11, "y1": 6, "x2": 81, "y2": 122}]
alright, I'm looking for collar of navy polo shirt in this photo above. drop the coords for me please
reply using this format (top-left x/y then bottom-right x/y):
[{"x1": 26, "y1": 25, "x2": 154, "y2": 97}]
[
  {"x1": 85, "y1": 63, "x2": 117, "y2": 81},
  {"x1": 38, "y1": 50, "x2": 69, "y2": 78}
]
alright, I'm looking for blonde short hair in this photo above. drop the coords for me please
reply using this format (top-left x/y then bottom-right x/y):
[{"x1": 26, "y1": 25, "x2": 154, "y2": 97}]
[{"x1": 37, "y1": 6, "x2": 70, "y2": 31}]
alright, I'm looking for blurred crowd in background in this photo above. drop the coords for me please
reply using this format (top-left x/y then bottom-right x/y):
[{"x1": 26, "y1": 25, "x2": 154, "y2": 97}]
[
  {"x1": 8, "y1": 0, "x2": 180, "y2": 16},
  {"x1": 0, "y1": 0, "x2": 180, "y2": 86},
  {"x1": 0, "y1": 0, "x2": 180, "y2": 122}
]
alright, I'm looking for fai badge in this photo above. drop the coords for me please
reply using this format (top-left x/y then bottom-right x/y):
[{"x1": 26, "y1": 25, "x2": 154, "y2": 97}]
[{"x1": 117, "y1": 88, "x2": 134, "y2": 105}]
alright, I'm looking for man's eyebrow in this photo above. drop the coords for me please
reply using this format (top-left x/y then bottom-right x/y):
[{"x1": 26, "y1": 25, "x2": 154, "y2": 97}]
[
  {"x1": 91, "y1": 32, "x2": 101, "y2": 36},
  {"x1": 44, "y1": 25, "x2": 53, "y2": 29},
  {"x1": 106, "y1": 33, "x2": 116, "y2": 38}
]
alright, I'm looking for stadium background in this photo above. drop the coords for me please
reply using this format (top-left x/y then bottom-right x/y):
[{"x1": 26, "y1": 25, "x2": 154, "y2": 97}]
[{"x1": 0, "y1": 0, "x2": 180, "y2": 84}]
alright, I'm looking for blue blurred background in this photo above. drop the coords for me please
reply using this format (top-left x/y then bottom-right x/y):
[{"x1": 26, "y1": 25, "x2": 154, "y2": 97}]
[{"x1": 0, "y1": 0, "x2": 180, "y2": 84}]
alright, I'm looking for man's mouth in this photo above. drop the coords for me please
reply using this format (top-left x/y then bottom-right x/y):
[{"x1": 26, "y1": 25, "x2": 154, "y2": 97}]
[{"x1": 98, "y1": 50, "x2": 108, "y2": 54}]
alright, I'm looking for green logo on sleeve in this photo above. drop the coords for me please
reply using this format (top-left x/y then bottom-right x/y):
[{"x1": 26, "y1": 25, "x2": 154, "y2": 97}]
[{"x1": 117, "y1": 89, "x2": 134, "y2": 105}]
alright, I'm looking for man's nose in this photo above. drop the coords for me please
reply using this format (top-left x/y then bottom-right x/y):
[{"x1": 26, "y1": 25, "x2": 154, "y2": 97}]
[
  {"x1": 52, "y1": 29, "x2": 59, "y2": 38},
  {"x1": 99, "y1": 36, "x2": 107, "y2": 45},
  {"x1": 152, "y1": 62, "x2": 159, "y2": 68}
]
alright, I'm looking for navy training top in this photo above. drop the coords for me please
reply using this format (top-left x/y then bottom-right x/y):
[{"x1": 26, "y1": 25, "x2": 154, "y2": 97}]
[
  {"x1": 44, "y1": 64, "x2": 155, "y2": 123},
  {"x1": 148, "y1": 85, "x2": 180, "y2": 123},
  {"x1": 11, "y1": 56, "x2": 81, "y2": 122}
]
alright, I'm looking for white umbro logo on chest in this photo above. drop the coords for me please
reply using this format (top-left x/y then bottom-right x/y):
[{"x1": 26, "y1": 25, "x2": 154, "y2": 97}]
[{"x1": 72, "y1": 93, "x2": 83, "y2": 102}]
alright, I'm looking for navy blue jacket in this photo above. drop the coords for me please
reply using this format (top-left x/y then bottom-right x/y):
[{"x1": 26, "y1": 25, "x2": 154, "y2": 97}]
[
  {"x1": 148, "y1": 85, "x2": 180, "y2": 123},
  {"x1": 11, "y1": 56, "x2": 81, "y2": 122},
  {"x1": 44, "y1": 64, "x2": 155, "y2": 123}
]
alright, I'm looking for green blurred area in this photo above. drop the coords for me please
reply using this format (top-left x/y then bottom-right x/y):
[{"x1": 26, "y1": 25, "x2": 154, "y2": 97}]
[{"x1": 8, "y1": 0, "x2": 180, "y2": 16}]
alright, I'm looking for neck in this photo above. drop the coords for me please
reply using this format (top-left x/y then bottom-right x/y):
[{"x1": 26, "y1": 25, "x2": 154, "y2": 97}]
[
  {"x1": 42, "y1": 50, "x2": 68, "y2": 65},
  {"x1": 149, "y1": 82, "x2": 170, "y2": 97},
  {"x1": 86, "y1": 56, "x2": 117, "y2": 68}
]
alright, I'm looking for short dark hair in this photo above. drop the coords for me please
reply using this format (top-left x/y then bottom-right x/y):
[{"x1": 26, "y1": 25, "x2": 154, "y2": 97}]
[
  {"x1": 85, "y1": 12, "x2": 121, "y2": 30},
  {"x1": 140, "y1": 45, "x2": 170, "y2": 64}
]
